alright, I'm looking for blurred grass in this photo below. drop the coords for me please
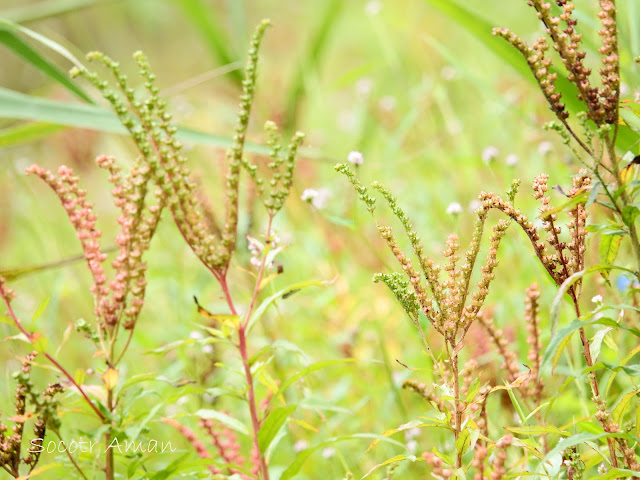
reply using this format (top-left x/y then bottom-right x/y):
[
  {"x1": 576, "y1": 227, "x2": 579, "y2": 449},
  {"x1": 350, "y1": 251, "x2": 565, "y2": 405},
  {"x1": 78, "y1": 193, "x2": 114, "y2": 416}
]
[{"x1": 0, "y1": 0, "x2": 639, "y2": 478}]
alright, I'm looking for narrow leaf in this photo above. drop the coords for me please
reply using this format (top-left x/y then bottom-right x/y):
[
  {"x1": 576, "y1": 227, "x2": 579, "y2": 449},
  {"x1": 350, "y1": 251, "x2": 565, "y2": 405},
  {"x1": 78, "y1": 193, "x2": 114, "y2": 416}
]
[{"x1": 258, "y1": 405, "x2": 296, "y2": 453}]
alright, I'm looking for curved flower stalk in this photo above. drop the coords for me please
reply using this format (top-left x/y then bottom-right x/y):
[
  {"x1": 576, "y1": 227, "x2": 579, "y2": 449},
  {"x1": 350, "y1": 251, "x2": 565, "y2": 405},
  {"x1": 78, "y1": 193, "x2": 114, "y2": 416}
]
[
  {"x1": 480, "y1": 172, "x2": 639, "y2": 471},
  {"x1": 70, "y1": 20, "x2": 304, "y2": 480},
  {"x1": 336, "y1": 163, "x2": 520, "y2": 470},
  {"x1": 493, "y1": 1, "x2": 640, "y2": 278}
]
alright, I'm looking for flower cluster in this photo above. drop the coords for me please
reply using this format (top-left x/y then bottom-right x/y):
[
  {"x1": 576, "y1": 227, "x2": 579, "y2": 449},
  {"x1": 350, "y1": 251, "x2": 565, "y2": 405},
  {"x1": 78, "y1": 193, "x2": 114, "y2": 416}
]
[
  {"x1": 0, "y1": 353, "x2": 63, "y2": 478},
  {"x1": 492, "y1": 0, "x2": 622, "y2": 160}
]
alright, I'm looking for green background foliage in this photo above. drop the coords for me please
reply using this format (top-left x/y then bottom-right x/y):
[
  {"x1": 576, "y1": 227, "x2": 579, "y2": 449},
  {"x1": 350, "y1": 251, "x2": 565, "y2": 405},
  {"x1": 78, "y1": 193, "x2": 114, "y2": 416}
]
[{"x1": 0, "y1": 0, "x2": 639, "y2": 478}]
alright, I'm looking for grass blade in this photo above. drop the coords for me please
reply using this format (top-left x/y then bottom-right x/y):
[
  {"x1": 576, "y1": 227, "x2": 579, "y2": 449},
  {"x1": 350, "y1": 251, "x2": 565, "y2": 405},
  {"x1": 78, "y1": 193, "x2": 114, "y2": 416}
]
[
  {"x1": 1, "y1": 0, "x2": 119, "y2": 23},
  {"x1": 0, "y1": 20, "x2": 90, "y2": 102},
  {"x1": 175, "y1": 0, "x2": 243, "y2": 86},
  {"x1": 282, "y1": 0, "x2": 344, "y2": 130},
  {"x1": 0, "y1": 121, "x2": 65, "y2": 147},
  {"x1": 0, "y1": 87, "x2": 269, "y2": 153}
]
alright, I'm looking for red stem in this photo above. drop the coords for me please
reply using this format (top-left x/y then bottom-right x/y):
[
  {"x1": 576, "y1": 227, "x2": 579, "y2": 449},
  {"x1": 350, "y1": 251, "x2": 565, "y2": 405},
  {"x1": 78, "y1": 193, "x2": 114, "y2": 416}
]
[{"x1": 0, "y1": 283, "x2": 105, "y2": 421}]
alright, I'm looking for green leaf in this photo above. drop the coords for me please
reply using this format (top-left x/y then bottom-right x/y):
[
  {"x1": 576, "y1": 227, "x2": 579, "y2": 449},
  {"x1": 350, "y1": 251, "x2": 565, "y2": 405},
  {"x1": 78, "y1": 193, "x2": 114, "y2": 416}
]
[
  {"x1": 280, "y1": 433, "x2": 406, "y2": 480},
  {"x1": 455, "y1": 427, "x2": 471, "y2": 457},
  {"x1": 622, "y1": 205, "x2": 640, "y2": 228},
  {"x1": 257, "y1": 405, "x2": 296, "y2": 453},
  {"x1": 550, "y1": 265, "x2": 636, "y2": 334},
  {"x1": 125, "y1": 402, "x2": 165, "y2": 441},
  {"x1": 590, "y1": 327, "x2": 613, "y2": 363},
  {"x1": 0, "y1": 20, "x2": 90, "y2": 102},
  {"x1": 541, "y1": 322, "x2": 576, "y2": 375},
  {"x1": 465, "y1": 377, "x2": 480, "y2": 403},
  {"x1": 247, "y1": 279, "x2": 332, "y2": 333},
  {"x1": 612, "y1": 389, "x2": 640, "y2": 425},
  {"x1": 194, "y1": 409, "x2": 250, "y2": 436},
  {"x1": 591, "y1": 468, "x2": 640, "y2": 479},
  {"x1": 270, "y1": 359, "x2": 357, "y2": 407},
  {"x1": 30, "y1": 296, "x2": 49, "y2": 325},
  {"x1": 362, "y1": 454, "x2": 421, "y2": 479},
  {"x1": 599, "y1": 234, "x2": 623, "y2": 278},
  {"x1": 505, "y1": 425, "x2": 570, "y2": 437},
  {"x1": 0, "y1": 122, "x2": 65, "y2": 147},
  {"x1": 542, "y1": 432, "x2": 629, "y2": 465},
  {"x1": 32, "y1": 333, "x2": 47, "y2": 353}
]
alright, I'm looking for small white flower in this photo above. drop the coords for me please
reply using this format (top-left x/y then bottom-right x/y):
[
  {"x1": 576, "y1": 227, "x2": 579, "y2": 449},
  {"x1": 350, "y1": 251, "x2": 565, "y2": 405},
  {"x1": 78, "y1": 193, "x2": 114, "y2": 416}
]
[
  {"x1": 302, "y1": 188, "x2": 331, "y2": 210},
  {"x1": 247, "y1": 236, "x2": 263, "y2": 256},
  {"x1": 338, "y1": 110, "x2": 357, "y2": 132},
  {"x1": 406, "y1": 439, "x2": 418, "y2": 454},
  {"x1": 301, "y1": 188, "x2": 318, "y2": 202},
  {"x1": 446, "y1": 202, "x2": 463, "y2": 215},
  {"x1": 506, "y1": 153, "x2": 519, "y2": 166},
  {"x1": 293, "y1": 440, "x2": 308, "y2": 452},
  {"x1": 405, "y1": 427, "x2": 421, "y2": 440},
  {"x1": 365, "y1": 0, "x2": 382, "y2": 16},
  {"x1": 482, "y1": 146, "x2": 499, "y2": 163},
  {"x1": 189, "y1": 331, "x2": 203, "y2": 340},
  {"x1": 620, "y1": 82, "x2": 630, "y2": 96},
  {"x1": 348, "y1": 151, "x2": 364, "y2": 165},
  {"x1": 468, "y1": 199, "x2": 482, "y2": 212},
  {"x1": 250, "y1": 256, "x2": 262, "y2": 269},
  {"x1": 598, "y1": 463, "x2": 607, "y2": 475},
  {"x1": 271, "y1": 233, "x2": 281, "y2": 248},
  {"x1": 356, "y1": 77, "x2": 374, "y2": 98},
  {"x1": 441, "y1": 65, "x2": 457, "y2": 81},
  {"x1": 322, "y1": 447, "x2": 335, "y2": 458},
  {"x1": 538, "y1": 141, "x2": 553, "y2": 155},
  {"x1": 591, "y1": 294, "x2": 603, "y2": 305},
  {"x1": 392, "y1": 371, "x2": 404, "y2": 386},
  {"x1": 202, "y1": 344, "x2": 214, "y2": 354},
  {"x1": 379, "y1": 95, "x2": 397, "y2": 112}
]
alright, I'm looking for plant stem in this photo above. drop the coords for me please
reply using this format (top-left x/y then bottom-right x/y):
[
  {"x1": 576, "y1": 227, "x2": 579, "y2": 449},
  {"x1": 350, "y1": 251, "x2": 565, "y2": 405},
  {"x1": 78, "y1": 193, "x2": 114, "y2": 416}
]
[
  {"x1": 54, "y1": 431, "x2": 89, "y2": 480},
  {"x1": 571, "y1": 297, "x2": 619, "y2": 468},
  {"x1": 218, "y1": 214, "x2": 274, "y2": 480},
  {"x1": 0, "y1": 284, "x2": 106, "y2": 421},
  {"x1": 451, "y1": 344, "x2": 462, "y2": 469},
  {"x1": 105, "y1": 388, "x2": 115, "y2": 480}
]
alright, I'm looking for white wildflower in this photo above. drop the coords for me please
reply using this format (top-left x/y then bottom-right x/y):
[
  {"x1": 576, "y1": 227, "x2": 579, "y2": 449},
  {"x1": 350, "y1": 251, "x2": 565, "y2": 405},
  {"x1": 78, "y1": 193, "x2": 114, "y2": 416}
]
[
  {"x1": 620, "y1": 82, "x2": 630, "y2": 96},
  {"x1": 482, "y1": 146, "x2": 499, "y2": 163},
  {"x1": 591, "y1": 294, "x2": 603, "y2": 305},
  {"x1": 293, "y1": 440, "x2": 308, "y2": 452},
  {"x1": 322, "y1": 447, "x2": 335, "y2": 459},
  {"x1": 348, "y1": 151, "x2": 364, "y2": 165},
  {"x1": 365, "y1": 0, "x2": 382, "y2": 16},
  {"x1": 250, "y1": 256, "x2": 262, "y2": 269},
  {"x1": 406, "y1": 439, "x2": 418, "y2": 454},
  {"x1": 338, "y1": 110, "x2": 357, "y2": 132},
  {"x1": 468, "y1": 199, "x2": 482, "y2": 212},
  {"x1": 189, "y1": 331, "x2": 203, "y2": 340},
  {"x1": 441, "y1": 65, "x2": 457, "y2": 81},
  {"x1": 301, "y1": 188, "x2": 331, "y2": 210},
  {"x1": 446, "y1": 202, "x2": 463, "y2": 215},
  {"x1": 506, "y1": 153, "x2": 519, "y2": 166},
  {"x1": 379, "y1": 95, "x2": 397, "y2": 111},
  {"x1": 538, "y1": 141, "x2": 553, "y2": 155},
  {"x1": 202, "y1": 344, "x2": 214, "y2": 354},
  {"x1": 356, "y1": 77, "x2": 374, "y2": 98}
]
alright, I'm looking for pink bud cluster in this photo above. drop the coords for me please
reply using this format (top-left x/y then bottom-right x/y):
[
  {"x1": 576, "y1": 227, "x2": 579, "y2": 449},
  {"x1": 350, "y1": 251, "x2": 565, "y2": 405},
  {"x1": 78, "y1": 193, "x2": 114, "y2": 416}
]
[
  {"x1": 26, "y1": 165, "x2": 109, "y2": 321},
  {"x1": 26, "y1": 157, "x2": 164, "y2": 332}
]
